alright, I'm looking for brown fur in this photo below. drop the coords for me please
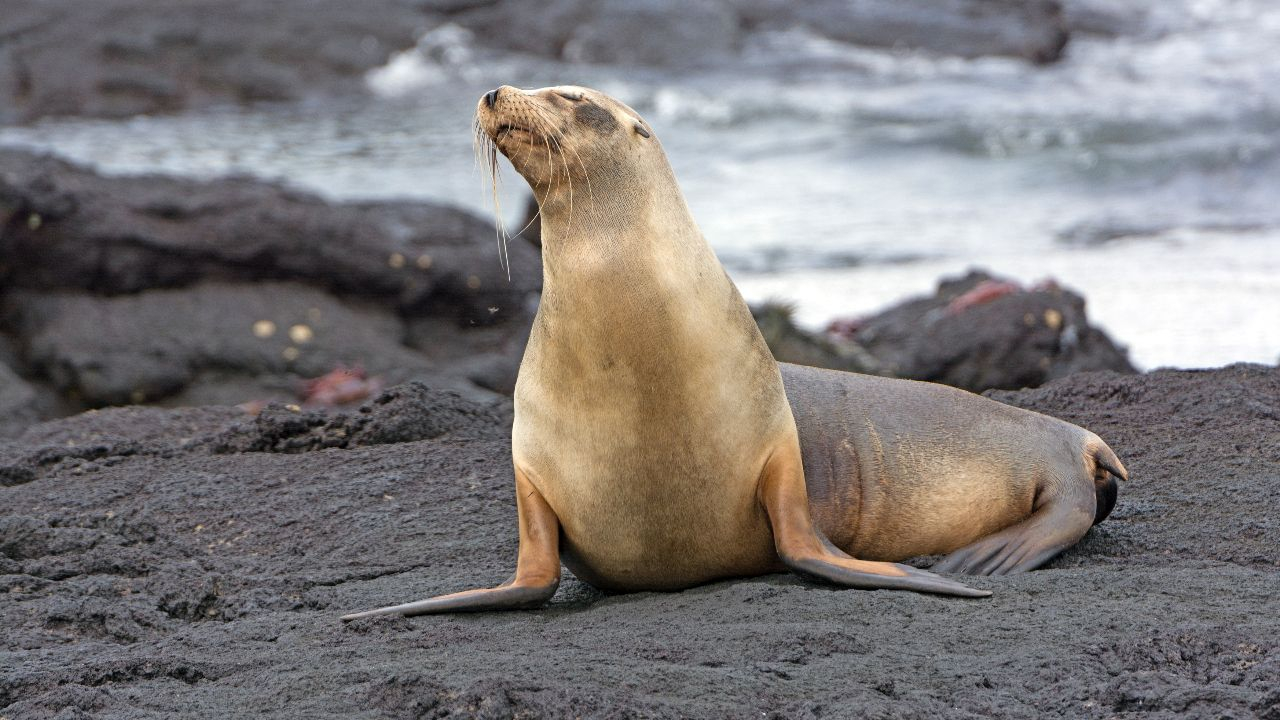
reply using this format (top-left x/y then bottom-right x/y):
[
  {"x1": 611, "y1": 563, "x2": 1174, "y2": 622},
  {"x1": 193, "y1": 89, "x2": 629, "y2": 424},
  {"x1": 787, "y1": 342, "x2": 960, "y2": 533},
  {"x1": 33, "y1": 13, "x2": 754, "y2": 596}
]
[
  {"x1": 783, "y1": 363, "x2": 1122, "y2": 572},
  {"x1": 498, "y1": 85, "x2": 790, "y2": 590}
]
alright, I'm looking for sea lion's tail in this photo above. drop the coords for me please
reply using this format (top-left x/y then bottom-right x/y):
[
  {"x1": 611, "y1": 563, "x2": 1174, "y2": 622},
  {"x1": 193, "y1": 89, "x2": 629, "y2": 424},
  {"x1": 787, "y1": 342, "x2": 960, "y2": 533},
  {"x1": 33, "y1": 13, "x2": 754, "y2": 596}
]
[{"x1": 1087, "y1": 436, "x2": 1127, "y2": 526}]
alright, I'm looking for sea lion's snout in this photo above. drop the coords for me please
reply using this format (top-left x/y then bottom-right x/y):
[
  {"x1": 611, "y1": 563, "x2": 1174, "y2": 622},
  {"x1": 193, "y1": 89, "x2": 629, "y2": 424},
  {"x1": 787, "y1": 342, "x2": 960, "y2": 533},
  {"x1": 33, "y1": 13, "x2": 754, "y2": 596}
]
[{"x1": 478, "y1": 85, "x2": 519, "y2": 115}]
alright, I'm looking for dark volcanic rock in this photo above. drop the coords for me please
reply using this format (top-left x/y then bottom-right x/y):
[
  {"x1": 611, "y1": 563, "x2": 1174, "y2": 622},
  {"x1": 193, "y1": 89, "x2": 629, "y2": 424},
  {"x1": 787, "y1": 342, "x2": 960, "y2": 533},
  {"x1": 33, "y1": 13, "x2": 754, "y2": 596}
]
[
  {"x1": 6, "y1": 282, "x2": 454, "y2": 407},
  {"x1": 0, "y1": 359, "x2": 52, "y2": 438},
  {"x1": 1, "y1": 366, "x2": 1277, "y2": 717},
  {"x1": 451, "y1": 0, "x2": 742, "y2": 69},
  {"x1": 0, "y1": 0, "x2": 435, "y2": 124},
  {"x1": 732, "y1": 0, "x2": 1069, "y2": 63},
  {"x1": 558, "y1": 0, "x2": 741, "y2": 68},
  {"x1": 457, "y1": 0, "x2": 1070, "y2": 67},
  {"x1": 1, "y1": 0, "x2": 1072, "y2": 125},
  {"x1": 0, "y1": 149, "x2": 541, "y2": 323},
  {"x1": 752, "y1": 302, "x2": 888, "y2": 376},
  {"x1": 1057, "y1": 0, "x2": 1169, "y2": 37},
  {"x1": 207, "y1": 381, "x2": 508, "y2": 454},
  {"x1": 853, "y1": 270, "x2": 1137, "y2": 392},
  {"x1": 0, "y1": 149, "x2": 537, "y2": 413}
]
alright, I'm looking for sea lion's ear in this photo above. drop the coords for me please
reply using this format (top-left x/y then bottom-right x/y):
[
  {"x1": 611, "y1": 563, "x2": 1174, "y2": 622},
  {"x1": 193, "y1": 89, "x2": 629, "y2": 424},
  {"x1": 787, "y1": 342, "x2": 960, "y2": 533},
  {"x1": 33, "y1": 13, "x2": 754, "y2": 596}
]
[{"x1": 633, "y1": 121, "x2": 651, "y2": 138}]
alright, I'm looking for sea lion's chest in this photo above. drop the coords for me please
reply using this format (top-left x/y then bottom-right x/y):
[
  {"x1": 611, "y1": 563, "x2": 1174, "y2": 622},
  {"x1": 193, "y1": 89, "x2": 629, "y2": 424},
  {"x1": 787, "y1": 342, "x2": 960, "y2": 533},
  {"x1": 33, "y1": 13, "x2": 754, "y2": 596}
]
[{"x1": 510, "y1": 303, "x2": 787, "y2": 589}]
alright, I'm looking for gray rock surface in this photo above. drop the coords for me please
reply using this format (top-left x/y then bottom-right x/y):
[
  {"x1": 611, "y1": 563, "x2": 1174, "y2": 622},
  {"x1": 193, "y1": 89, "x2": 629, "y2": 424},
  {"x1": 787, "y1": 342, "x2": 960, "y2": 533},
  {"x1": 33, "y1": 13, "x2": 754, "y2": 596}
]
[
  {"x1": 753, "y1": 302, "x2": 888, "y2": 376},
  {"x1": 1, "y1": 366, "x2": 1276, "y2": 716}
]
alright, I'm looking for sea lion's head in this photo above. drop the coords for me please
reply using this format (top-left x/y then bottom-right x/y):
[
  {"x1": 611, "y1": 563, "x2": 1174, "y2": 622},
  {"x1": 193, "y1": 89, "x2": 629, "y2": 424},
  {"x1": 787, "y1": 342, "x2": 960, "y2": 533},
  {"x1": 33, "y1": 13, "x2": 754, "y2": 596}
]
[{"x1": 475, "y1": 85, "x2": 662, "y2": 209}]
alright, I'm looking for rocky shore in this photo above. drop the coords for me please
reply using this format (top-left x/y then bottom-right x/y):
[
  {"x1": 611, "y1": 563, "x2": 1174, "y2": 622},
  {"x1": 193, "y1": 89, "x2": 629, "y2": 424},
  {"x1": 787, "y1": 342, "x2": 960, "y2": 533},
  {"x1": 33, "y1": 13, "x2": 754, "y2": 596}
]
[
  {"x1": 2, "y1": 3, "x2": 1276, "y2": 716},
  {"x1": 2, "y1": 365, "x2": 1277, "y2": 717}
]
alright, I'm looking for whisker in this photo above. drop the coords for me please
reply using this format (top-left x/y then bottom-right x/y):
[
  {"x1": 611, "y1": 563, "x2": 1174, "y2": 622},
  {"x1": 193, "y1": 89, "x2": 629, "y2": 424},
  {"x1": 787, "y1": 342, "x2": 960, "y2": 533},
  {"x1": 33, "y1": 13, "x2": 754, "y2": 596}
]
[
  {"x1": 529, "y1": 104, "x2": 580, "y2": 233},
  {"x1": 529, "y1": 104, "x2": 573, "y2": 233}
]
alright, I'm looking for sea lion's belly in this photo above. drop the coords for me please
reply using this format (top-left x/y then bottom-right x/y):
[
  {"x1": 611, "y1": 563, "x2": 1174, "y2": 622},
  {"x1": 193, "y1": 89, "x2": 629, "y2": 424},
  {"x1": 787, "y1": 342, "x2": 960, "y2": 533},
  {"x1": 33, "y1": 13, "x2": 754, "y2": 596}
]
[
  {"x1": 512, "y1": 388, "x2": 782, "y2": 591},
  {"x1": 553, "y1": 463, "x2": 778, "y2": 591}
]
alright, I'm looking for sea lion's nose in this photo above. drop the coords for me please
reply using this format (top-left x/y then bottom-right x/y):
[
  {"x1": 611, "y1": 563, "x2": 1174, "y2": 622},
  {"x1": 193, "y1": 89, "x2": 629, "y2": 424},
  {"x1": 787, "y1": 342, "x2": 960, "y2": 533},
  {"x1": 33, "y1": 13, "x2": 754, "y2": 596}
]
[{"x1": 484, "y1": 88, "x2": 500, "y2": 108}]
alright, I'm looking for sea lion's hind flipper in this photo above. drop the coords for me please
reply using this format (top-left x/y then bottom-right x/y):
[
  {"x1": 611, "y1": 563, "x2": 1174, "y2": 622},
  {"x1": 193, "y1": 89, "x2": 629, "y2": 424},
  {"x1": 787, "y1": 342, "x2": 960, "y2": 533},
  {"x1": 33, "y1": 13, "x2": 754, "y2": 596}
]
[
  {"x1": 759, "y1": 440, "x2": 991, "y2": 598},
  {"x1": 340, "y1": 468, "x2": 561, "y2": 621},
  {"x1": 1089, "y1": 437, "x2": 1126, "y2": 525},
  {"x1": 931, "y1": 469, "x2": 1097, "y2": 576}
]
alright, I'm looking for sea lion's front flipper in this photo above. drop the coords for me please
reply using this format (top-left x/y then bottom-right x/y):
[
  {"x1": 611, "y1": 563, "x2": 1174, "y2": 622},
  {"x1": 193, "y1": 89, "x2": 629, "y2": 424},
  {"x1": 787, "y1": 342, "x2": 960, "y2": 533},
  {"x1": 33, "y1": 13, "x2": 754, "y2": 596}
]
[
  {"x1": 340, "y1": 467, "x2": 561, "y2": 621},
  {"x1": 759, "y1": 439, "x2": 992, "y2": 598}
]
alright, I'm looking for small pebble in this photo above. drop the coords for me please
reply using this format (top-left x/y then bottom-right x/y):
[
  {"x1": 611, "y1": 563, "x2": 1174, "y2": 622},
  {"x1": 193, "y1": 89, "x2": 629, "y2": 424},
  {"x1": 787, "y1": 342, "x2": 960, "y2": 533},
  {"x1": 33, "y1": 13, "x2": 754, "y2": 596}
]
[{"x1": 253, "y1": 320, "x2": 277, "y2": 338}]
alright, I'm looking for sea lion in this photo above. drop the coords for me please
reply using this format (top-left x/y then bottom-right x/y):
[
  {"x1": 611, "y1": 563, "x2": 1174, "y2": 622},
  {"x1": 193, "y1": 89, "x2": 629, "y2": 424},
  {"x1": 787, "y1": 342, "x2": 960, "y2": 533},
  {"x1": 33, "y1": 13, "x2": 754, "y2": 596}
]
[{"x1": 342, "y1": 85, "x2": 1124, "y2": 620}]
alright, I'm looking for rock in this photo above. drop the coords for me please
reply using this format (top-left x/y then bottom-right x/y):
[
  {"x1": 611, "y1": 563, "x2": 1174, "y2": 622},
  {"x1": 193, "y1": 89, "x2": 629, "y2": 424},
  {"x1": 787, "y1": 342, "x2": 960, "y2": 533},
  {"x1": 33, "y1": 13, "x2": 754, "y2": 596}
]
[
  {"x1": 562, "y1": 0, "x2": 740, "y2": 68},
  {"x1": 0, "y1": 0, "x2": 434, "y2": 123},
  {"x1": 206, "y1": 381, "x2": 509, "y2": 454},
  {"x1": 0, "y1": 149, "x2": 536, "y2": 409},
  {"x1": 5, "y1": 282, "x2": 479, "y2": 408},
  {"x1": 850, "y1": 269, "x2": 1136, "y2": 392},
  {"x1": 0, "y1": 0, "x2": 1075, "y2": 125},
  {"x1": 449, "y1": 0, "x2": 1069, "y2": 70},
  {"x1": 1, "y1": 365, "x2": 1277, "y2": 716},
  {"x1": 452, "y1": 0, "x2": 740, "y2": 69},
  {"x1": 0, "y1": 149, "x2": 540, "y2": 325},
  {"x1": 0, "y1": 360, "x2": 49, "y2": 438},
  {"x1": 731, "y1": 0, "x2": 1069, "y2": 64},
  {"x1": 752, "y1": 302, "x2": 887, "y2": 376},
  {"x1": 1057, "y1": 0, "x2": 1169, "y2": 37}
]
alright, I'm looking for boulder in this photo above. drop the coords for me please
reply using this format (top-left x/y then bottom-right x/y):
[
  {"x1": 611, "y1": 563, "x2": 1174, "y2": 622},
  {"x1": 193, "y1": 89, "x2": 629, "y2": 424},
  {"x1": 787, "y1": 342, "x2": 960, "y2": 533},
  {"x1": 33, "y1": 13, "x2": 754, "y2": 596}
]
[
  {"x1": 849, "y1": 269, "x2": 1136, "y2": 392},
  {"x1": 0, "y1": 149, "x2": 540, "y2": 324},
  {"x1": 0, "y1": 149, "x2": 536, "y2": 412},
  {"x1": 752, "y1": 302, "x2": 887, "y2": 376},
  {"x1": 5, "y1": 282, "x2": 486, "y2": 408},
  {"x1": 731, "y1": 0, "x2": 1069, "y2": 63},
  {"x1": 452, "y1": 0, "x2": 741, "y2": 70},
  {"x1": 0, "y1": 0, "x2": 434, "y2": 124},
  {"x1": 0, "y1": 359, "x2": 52, "y2": 438}
]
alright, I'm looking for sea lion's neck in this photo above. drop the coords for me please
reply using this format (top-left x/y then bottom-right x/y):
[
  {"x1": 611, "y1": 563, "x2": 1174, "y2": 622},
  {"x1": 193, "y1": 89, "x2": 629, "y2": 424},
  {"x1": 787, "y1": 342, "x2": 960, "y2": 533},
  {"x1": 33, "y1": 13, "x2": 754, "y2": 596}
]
[
  {"x1": 529, "y1": 175, "x2": 740, "y2": 362},
  {"x1": 534, "y1": 169, "x2": 709, "y2": 291}
]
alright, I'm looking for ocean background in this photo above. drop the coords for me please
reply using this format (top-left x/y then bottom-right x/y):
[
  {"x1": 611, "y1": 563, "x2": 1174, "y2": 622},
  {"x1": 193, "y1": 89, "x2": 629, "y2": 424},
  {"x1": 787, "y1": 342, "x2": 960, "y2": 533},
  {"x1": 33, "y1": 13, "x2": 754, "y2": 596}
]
[{"x1": 4, "y1": 0, "x2": 1277, "y2": 370}]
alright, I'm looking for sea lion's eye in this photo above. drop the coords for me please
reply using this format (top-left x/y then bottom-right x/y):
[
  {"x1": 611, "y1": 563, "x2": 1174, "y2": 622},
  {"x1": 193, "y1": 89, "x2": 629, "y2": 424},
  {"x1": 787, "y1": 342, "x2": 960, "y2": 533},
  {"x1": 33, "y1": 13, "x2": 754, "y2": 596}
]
[
  {"x1": 634, "y1": 122, "x2": 651, "y2": 139},
  {"x1": 557, "y1": 91, "x2": 584, "y2": 102}
]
